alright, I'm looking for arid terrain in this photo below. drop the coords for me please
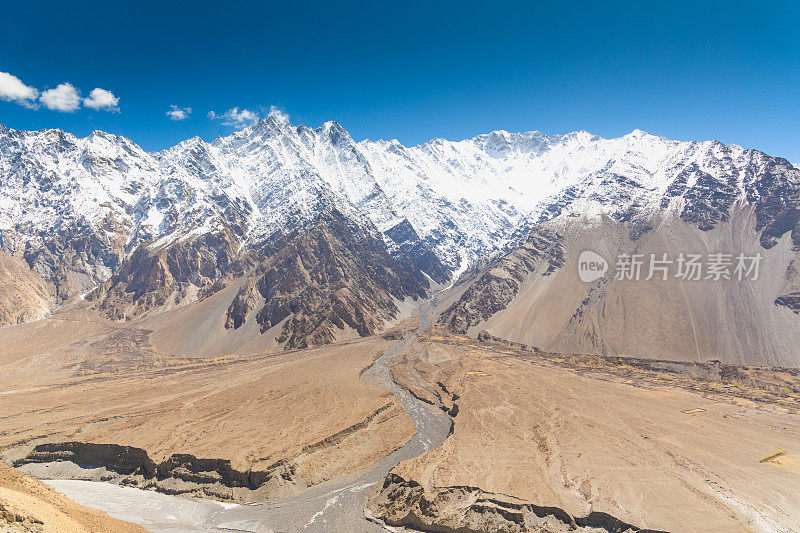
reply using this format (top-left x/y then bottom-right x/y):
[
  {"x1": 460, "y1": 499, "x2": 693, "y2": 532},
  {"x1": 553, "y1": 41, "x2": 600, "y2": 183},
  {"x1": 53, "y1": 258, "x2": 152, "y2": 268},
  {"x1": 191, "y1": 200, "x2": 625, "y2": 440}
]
[
  {"x1": 2, "y1": 121, "x2": 800, "y2": 532},
  {"x1": 0, "y1": 303, "x2": 414, "y2": 505},
  {"x1": 2, "y1": 296, "x2": 800, "y2": 532},
  {"x1": 0, "y1": 460, "x2": 145, "y2": 532},
  {"x1": 368, "y1": 329, "x2": 800, "y2": 532},
  {"x1": 0, "y1": 252, "x2": 52, "y2": 327}
]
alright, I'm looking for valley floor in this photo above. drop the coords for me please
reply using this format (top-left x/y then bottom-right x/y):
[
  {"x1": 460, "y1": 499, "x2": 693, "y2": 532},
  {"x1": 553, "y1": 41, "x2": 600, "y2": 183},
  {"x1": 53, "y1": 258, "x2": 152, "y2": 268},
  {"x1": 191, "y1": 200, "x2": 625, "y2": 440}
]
[
  {"x1": 372, "y1": 330, "x2": 800, "y2": 532},
  {"x1": 2, "y1": 305, "x2": 800, "y2": 532},
  {"x1": 0, "y1": 461, "x2": 146, "y2": 533},
  {"x1": 0, "y1": 307, "x2": 415, "y2": 503}
]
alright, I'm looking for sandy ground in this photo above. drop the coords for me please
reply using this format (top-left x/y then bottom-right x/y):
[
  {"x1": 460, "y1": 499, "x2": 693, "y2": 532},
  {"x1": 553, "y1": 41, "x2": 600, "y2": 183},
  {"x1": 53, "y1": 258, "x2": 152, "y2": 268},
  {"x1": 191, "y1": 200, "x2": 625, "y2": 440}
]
[
  {"x1": 4, "y1": 297, "x2": 800, "y2": 532},
  {"x1": 0, "y1": 461, "x2": 146, "y2": 533},
  {"x1": 387, "y1": 334, "x2": 800, "y2": 532},
  {"x1": 0, "y1": 307, "x2": 414, "y2": 491},
  {"x1": 193, "y1": 311, "x2": 452, "y2": 532},
  {"x1": 8, "y1": 299, "x2": 452, "y2": 532}
]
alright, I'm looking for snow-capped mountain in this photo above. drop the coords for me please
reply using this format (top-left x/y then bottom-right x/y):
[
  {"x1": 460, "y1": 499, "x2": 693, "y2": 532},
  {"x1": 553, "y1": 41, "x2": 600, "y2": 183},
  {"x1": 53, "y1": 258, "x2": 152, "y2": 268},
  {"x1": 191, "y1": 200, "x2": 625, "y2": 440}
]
[
  {"x1": 3, "y1": 119, "x2": 793, "y2": 279},
  {"x1": 1, "y1": 119, "x2": 799, "y2": 354}
]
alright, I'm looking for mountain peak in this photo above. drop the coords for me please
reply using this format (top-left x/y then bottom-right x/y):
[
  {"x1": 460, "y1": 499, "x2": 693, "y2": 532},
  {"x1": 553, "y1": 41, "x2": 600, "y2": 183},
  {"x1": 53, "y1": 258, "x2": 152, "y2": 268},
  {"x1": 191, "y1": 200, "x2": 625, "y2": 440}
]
[
  {"x1": 1, "y1": 119, "x2": 779, "y2": 286},
  {"x1": 320, "y1": 120, "x2": 346, "y2": 132},
  {"x1": 88, "y1": 129, "x2": 115, "y2": 139},
  {"x1": 319, "y1": 120, "x2": 351, "y2": 144},
  {"x1": 623, "y1": 128, "x2": 664, "y2": 141},
  {"x1": 246, "y1": 115, "x2": 285, "y2": 135}
]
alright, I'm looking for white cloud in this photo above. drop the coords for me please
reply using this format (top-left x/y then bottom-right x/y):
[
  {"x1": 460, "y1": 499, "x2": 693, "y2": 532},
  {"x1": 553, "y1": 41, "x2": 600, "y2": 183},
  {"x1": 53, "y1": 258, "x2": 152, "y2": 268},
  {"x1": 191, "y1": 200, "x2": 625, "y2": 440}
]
[
  {"x1": 40, "y1": 83, "x2": 81, "y2": 112},
  {"x1": 84, "y1": 87, "x2": 119, "y2": 111},
  {"x1": 166, "y1": 105, "x2": 192, "y2": 121},
  {"x1": 208, "y1": 107, "x2": 261, "y2": 126},
  {"x1": 268, "y1": 105, "x2": 290, "y2": 124},
  {"x1": 0, "y1": 71, "x2": 39, "y2": 108},
  {"x1": 208, "y1": 106, "x2": 290, "y2": 127},
  {"x1": 0, "y1": 71, "x2": 121, "y2": 114}
]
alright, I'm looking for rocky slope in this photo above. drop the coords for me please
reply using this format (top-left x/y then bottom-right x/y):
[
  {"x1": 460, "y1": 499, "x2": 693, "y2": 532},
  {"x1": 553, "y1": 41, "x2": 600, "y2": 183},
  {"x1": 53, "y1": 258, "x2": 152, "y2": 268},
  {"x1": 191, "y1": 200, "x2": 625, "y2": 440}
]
[
  {"x1": 370, "y1": 473, "x2": 647, "y2": 533},
  {"x1": 439, "y1": 144, "x2": 800, "y2": 365},
  {"x1": 88, "y1": 229, "x2": 240, "y2": 320},
  {"x1": 0, "y1": 251, "x2": 52, "y2": 324},
  {"x1": 439, "y1": 230, "x2": 565, "y2": 334},
  {"x1": 13, "y1": 442, "x2": 302, "y2": 501},
  {"x1": 2, "y1": 121, "x2": 800, "y2": 359},
  {"x1": 221, "y1": 209, "x2": 431, "y2": 349}
]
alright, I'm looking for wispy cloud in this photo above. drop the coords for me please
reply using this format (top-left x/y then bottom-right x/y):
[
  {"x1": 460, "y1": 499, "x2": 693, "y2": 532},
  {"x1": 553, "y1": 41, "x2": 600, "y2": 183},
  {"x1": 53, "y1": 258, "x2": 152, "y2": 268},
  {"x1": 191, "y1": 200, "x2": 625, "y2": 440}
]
[
  {"x1": 268, "y1": 105, "x2": 290, "y2": 124},
  {"x1": 0, "y1": 70, "x2": 120, "y2": 113},
  {"x1": 208, "y1": 105, "x2": 290, "y2": 127},
  {"x1": 208, "y1": 107, "x2": 261, "y2": 126},
  {"x1": 0, "y1": 71, "x2": 39, "y2": 108},
  {"x1": 166, "y1": 105, "x2": 192, "y2": 121},
  {"x1": 84, "y1": 88, "x2": 119, "y2": 111},
  {"x1": 40, "y1": 83, "x2": 81, "y2": 112}
]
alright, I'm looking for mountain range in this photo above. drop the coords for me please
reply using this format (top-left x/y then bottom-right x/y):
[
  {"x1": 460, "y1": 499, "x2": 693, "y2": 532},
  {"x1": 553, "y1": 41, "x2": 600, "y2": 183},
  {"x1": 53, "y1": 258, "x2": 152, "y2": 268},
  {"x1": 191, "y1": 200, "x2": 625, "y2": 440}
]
[{"x1": 1, "y1": 119, "x2": 799, "y2": 364}]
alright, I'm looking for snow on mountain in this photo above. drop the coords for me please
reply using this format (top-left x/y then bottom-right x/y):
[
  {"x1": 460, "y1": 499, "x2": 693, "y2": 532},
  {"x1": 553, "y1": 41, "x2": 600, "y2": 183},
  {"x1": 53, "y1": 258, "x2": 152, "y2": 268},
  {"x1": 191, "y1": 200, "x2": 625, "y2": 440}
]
[{"x1": 0, "y1": 119, "x2": 792, "y2": 300}]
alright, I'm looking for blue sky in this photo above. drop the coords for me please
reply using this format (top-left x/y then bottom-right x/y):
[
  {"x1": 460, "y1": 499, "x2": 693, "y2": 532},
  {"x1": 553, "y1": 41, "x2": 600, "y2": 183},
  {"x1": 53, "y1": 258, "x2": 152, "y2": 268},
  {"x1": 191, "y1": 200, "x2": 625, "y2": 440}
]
[{"x1": 1, "y1": 1, "x2": 799, "y2": 160}]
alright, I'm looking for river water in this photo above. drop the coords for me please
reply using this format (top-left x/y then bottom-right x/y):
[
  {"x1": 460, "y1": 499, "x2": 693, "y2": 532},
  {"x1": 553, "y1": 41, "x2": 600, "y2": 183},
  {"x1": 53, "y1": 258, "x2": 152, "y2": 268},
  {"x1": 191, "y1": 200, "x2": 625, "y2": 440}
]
[{"x1": 47, "y1": 296, "x2": 452, "y2": 532}]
